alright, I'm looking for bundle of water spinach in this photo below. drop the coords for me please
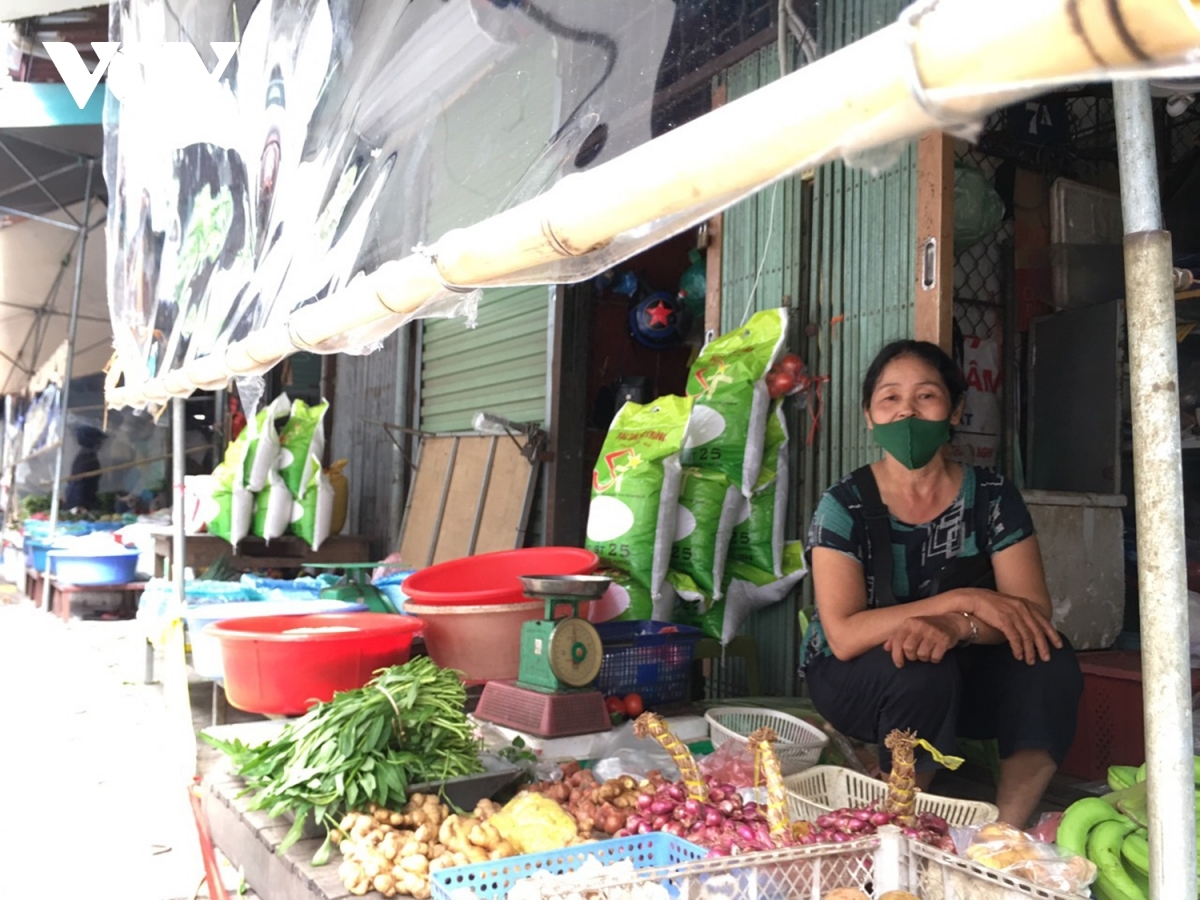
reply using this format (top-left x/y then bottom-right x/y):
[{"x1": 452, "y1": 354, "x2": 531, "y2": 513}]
[{"x1": 204, "y1": 657, "x2": 482, "y2": 857}]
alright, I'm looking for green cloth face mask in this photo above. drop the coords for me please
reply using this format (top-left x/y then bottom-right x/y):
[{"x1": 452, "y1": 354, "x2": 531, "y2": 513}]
[{"x1": 871, "y1": 417, "x2": 952, "y2": 469}]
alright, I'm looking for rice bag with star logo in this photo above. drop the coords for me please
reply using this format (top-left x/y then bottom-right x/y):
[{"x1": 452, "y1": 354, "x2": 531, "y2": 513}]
[
  {"x1": 585, "y1": 396, "x2": 693, "y2": 619},
  {"x1": 682, "y1": 308, "x2": 787, "y2": 497}
]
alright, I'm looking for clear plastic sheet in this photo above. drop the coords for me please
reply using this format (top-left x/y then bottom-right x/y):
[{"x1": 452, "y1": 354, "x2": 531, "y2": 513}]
[
  {"x1": 103, "y1": 0, "x2": 1200, "y2": 403},
  {"x1": 105, "y1": 0, "x2": 794, "y2": 397}
]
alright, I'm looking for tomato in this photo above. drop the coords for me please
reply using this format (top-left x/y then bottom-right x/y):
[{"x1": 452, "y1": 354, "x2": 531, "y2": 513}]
[
  {"x1": 605, "y1": 696, "x2": 627, "y2": 718},
  {"x1": 766, "y1": 369, "x2": 796, "y2": 398},
  {"x1": 778, "y1": 354, "x2": 806, "y2": 381},
  {"x1": 623, "y1": 693, "x2": 645, "y2": 717}
]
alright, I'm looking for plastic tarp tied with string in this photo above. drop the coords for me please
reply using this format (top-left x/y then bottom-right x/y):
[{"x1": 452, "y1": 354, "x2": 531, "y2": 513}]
[{"x1": 103, "y1": 0, "x2": 1200, "y2": 408}]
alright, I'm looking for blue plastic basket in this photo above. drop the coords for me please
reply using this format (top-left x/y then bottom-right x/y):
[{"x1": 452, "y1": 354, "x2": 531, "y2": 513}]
[
  {"x1": 593, "y1": 621, "x2": 702, "y2": 707},
  {"x1": 430, "y1": 834, "x2": 706, "y2": 900}
]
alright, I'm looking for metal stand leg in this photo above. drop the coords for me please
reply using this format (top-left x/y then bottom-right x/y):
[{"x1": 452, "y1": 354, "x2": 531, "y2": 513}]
[{"x1": 211, "y1": 681, "x2": 226, "y2": 727}]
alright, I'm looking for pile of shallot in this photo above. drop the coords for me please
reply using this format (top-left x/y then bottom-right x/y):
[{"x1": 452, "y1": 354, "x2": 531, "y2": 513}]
[
  {"x1": 799, "y1": 807, "x2": 955, "y2": 853},
  {"x1": 614, "y1": 781, "x2": 783, "y2": 857}
]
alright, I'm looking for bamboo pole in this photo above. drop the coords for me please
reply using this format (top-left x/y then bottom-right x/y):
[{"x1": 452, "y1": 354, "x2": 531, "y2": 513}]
[{"x1": 107, "y1": 0, "x2": 1200, "y2": 409}]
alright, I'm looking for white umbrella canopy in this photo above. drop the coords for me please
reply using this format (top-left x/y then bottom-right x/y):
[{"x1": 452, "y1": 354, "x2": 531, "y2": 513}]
[{"x1": 0, "y1": 198, "x2": 110, "y2": 394}]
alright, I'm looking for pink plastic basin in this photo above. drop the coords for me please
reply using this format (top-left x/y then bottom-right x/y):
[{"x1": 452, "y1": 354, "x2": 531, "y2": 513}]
[
  {"x1": 402, "y1": 547, "x2": 599, "y2": 606},
  {"x1": 403, "y1": 601, "x2": 551, "y2": 682}
]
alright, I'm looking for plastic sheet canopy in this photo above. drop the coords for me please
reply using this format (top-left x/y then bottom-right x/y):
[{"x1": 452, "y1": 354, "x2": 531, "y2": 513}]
[{"x1": 104, "y1": 0, "x2": 796, "y2": 401}]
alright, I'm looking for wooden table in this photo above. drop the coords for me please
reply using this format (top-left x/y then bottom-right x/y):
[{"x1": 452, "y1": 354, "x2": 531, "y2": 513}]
[
  {"x1": 25, "y1": 567, "x2": 144, "y2": 621},
  {"x1": 152, "y1": 533, "x2": 373, "y2": 577},
  {"x1": 203, "y1": 774, "x2": 356, "y2": 900}
]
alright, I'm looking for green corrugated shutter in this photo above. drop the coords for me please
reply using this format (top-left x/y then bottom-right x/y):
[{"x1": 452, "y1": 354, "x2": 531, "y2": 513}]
[
  {"x1": 716, "y1": 44, "x2": 807, "y2": 696},
  {"x1": 419, "y1": 285, "x2": 550, "y2": 434},
  {"x1": 803, "y1": 0, "x2": 917, "y2": 534},
  {"x1": 715, "y1": 0, "x2": 918, "y2": 695}
]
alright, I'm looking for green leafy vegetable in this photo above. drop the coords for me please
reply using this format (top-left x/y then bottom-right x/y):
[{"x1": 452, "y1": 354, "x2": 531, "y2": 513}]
[{"x1": 204, "y1": 657, "x2": 482, "y2": 855}]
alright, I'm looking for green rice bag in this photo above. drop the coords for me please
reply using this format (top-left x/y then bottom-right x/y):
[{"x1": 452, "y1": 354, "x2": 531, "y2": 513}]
[
  {"x1": 244, "y1": 393, "x2": 291, "y2": 491},
  {"x1": 290, "y1": 456, "x2": 333, "y2": 551},
  {"x1": 730, "y1": 402, "x2": 789, "y2": 577},
  {"x1": 207, "y1": 442, "x2": 253, "y2": 546},
  {"x1": 278, "y1": 398, "x2": 328, "y2": 496},
  {"x1": 673, "y1": 542, "x2": 808, "y2": 644},
  {"x1": 682, "y1": 308, "x2": 787, "y2": 497},
  {"x1": 585, "y1": 395, "x2": 692, "y2": 611},
  {"x1": 252, "y1": 469, "x2": 292, "y2": 542},
  {"x1": 671, "y1": 467, "x2": 740, "y2": 599}
]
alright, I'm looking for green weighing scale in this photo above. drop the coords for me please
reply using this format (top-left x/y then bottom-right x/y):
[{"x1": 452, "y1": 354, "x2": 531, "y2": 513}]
[
  {"x1": 306, "y1": 562, "x2": 399, "y2": 613},
  {"x1": 475, "y1": 574, "x2": 613, "y2": 737}
]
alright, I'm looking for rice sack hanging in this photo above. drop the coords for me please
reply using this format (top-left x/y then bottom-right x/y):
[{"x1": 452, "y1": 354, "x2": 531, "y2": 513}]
[
  {"x1": 671, "y1": 467, "x2": 741, "y2": 600},
  {"x1": 586, "y1": 396, "x2": 692, "y2": 620},
  {"x1": 730, "y1": 401, "x2": 789, "y2": 577},
  {"x1": 683, "y1": 308, "x2": 787, "y2": 498}
]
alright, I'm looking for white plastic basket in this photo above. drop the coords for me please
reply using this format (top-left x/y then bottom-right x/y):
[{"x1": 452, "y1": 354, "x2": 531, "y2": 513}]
[
  {"x1": 705, "y1": 707, "x2": 829, "y2": 776},
  {"x1": 784, "y1": 764, "x2": 999, "y2": 826},
  {"x1": 526, "y1": 829, "x2": 1080, "y2": 900}
]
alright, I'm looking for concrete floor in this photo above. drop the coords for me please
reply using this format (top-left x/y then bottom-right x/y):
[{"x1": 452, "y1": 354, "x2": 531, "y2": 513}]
[{"x1": 0, "y1": 587, "x2": 262, "y2": 900}]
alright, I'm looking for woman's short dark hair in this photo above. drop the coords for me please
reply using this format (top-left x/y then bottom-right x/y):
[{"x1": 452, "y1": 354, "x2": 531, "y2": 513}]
[{"x1": 861, "y1": 340, "x2": 968, "y2": 411}]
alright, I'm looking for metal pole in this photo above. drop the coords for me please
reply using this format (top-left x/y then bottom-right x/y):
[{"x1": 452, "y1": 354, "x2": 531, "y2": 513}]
[
  {"x1": 44, "y1": 158, "x2": 94, "y2": 609},
  {"x1": 172, "y1": 397, "x2": 186, "y2": 603},
  {"x1": 1114, "y1": 79, "x2": 1196, "y2": 900}
]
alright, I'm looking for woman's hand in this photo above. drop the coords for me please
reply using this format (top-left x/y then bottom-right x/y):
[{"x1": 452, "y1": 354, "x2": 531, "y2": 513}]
[
  {"x1": 964, "y1": 589, "x2": 1063, "y2": 664},
  {"x1": 882, "y1": 613, "x2": 966, "y2": 668}
]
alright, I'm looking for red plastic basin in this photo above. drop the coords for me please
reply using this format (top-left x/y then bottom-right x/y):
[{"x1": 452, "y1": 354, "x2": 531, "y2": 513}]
[
  {"x1": 402, "y1": 547, "x2": 599, "y2": 605},
  {"x1": 208, "y1": 613, "x2": 424, "y2": 715}
]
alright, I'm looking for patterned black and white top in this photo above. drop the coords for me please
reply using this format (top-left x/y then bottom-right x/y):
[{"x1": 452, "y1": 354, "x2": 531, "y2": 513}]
[{"x1": 801, "y1": 466, "x2": 1035, "y2": 663}]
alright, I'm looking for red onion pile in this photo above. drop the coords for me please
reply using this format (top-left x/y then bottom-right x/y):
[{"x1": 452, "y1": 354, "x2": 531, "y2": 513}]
[
  {"x1": 613, "y1": 781, "x2": 783, "y2": 857},
  {"x1": 799, "y1": 807, "x2": 955, "y2": 853}
]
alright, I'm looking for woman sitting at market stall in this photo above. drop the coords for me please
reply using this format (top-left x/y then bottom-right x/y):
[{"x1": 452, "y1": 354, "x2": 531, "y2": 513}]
[{"x1": 801, "y1": 339, "x2": 1082, "y2": 827}]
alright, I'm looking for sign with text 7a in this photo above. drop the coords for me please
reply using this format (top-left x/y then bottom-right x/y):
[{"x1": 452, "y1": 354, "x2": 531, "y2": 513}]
[{"x1": 43, "y1": 41, "x2": 239, "y2": 110}]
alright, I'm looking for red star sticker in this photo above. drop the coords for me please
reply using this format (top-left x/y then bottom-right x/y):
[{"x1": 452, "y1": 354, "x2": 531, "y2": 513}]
[{"x1": 646, "y1": 300, "x2": 673, "y2": 328}]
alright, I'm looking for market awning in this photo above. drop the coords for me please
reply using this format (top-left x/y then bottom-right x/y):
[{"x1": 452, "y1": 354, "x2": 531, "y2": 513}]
[
  {"x1": 100, "y1": 0, "x2": 1200, "y2": 409},
  {"x1": 0, "y1": 80, "x2": 107, "y2": 393}
]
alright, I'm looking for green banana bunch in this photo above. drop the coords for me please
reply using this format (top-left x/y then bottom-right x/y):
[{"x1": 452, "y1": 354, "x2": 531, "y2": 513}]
[{"x1": 1069, "y1": 761, "x2": 1200, "y2": 900}]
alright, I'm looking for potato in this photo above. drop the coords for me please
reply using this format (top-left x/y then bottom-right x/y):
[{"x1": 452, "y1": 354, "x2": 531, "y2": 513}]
[
  {"x1": 879, "y1": 893, "x2": 921, "y2": 900},
  {"x1": 821, "y1": 891, "x2": 870, "y2": 900}
]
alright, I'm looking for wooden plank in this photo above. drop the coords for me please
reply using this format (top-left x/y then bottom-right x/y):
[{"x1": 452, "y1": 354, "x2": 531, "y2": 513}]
[
  {"x1": 397, "y1": 438, "x2": 454, "y2": 567},
  {"x1": 432, "y1": 438, "x2": 491, "y2": 564},
  {"x1": 474, "y1": 438, "x2": 535, "y2": 554},
  {"x1": 545, "y1": 283, "x2": 591, "y2": 547},
  {"x1": 913, "y1": 131, "x2": 955, "y2": 351},
  {"x1": 205, "y1": 779, "x2": 354, "y2": 900}
]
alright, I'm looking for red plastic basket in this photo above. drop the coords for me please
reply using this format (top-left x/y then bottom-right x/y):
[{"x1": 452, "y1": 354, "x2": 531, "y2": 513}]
[
  {"x1": 209, "y1": 613, "x2": 424, "y2": 715},
  {"x1": 1059, "y1": 650, "x2": 1200, "y2": 780},
  {"x1": 402, "y1": 547, "x2": 599, "y2": 605}
]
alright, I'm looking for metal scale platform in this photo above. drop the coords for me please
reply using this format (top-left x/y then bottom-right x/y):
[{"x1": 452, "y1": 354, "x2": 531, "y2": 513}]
[{"x1": 474, "y1": 574, "x2": 612, "y2": 737}]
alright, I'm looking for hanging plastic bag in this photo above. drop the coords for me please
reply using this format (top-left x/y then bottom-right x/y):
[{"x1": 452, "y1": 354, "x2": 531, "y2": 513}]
[
  {"x1": 290, "y1": 457, "x2": 334, "y2": 550},
  {"x1": 244, "y1": 393, "x2": 291, "y2": 491},
  {"x1": 585, "y1": 396, "x2": 692, "y2": 616},
  {"x1": 326, "y1": 459, "x2": 349, "y2": 534},
  {"x1": 252, "y1": 469, "x2": 292, "y2": 542},
  {"x1": 730, "y1": 402, "x2": 789, "y2": 577},
  {"x1": 954, "y1": 163, "x2": 1005, "y2": 251},
  {"x1": 721, "y1": 543, "x2": 808, "y2": 645},
  {"x1": 206, "y1": 442, "x2": 253, "y2": 547},
  {"x1": 671, "y1": 467, "x2": 740, "y2": 599},
  {"x1": 279, "y1": 398, "x2": 329, "y2": 495},
  {"x1": 674, "y1": 542, "x2": 808, "y2": 644},
  {"x1": 683, "y1": 308, "x2": 787, "y2": 497}
]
